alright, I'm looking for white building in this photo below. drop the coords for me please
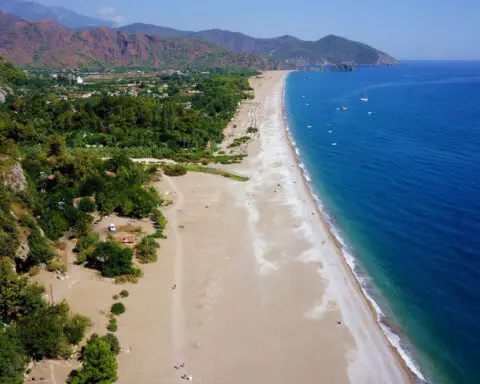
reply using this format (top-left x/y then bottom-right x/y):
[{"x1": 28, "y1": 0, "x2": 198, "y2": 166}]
[{"x1": 76, "y1": 76, "x2": 84, "y2": 84}]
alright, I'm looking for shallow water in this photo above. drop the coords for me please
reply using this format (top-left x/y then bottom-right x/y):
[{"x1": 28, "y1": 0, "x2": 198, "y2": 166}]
[{"x1": 285, "y1": 62, "x2": 480, "y2": 384}]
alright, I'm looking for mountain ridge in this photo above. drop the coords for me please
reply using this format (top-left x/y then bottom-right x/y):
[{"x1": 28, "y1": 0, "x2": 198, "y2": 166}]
[
  {"x1": 119, "y1": 24, "x2": 397, "y2": 66},
  {"x1": 0, "y1": 13, "x2": 270, "y2": 69}
]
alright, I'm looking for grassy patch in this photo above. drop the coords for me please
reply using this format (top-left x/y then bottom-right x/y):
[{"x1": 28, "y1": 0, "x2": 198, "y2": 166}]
[
  {"x1": 228, "y1": 136, "x2": 250, "y2": 148},
  {"x1": 184, "y1": 165, "x2": 249, "y2": 182}
]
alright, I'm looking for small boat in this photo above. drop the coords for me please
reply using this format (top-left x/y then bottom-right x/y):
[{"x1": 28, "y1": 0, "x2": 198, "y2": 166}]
[
  {"x1": 307, "y1": 125, "x2": 312, "y2": 128},
  {"x1": 341, "y1": 106, "x2": 348, "y2": 111},
  {"x1": 306, "y1": 103, "x2": 310, "y2": 106},
  {"x1": 368, "y1": 111, "x2": 373, "y2": 115},
  {"x1": 332, "y1": 143, "x2": 337, "y2": 146},
  {"x1": 328, "y1": 130, "x2": 333, "y2": 133},
  {"x1": 360, "y1": 92, "x2": 368, "y2": 102}
]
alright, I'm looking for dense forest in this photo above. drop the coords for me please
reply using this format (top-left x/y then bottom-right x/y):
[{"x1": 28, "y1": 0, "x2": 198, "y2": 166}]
[{"x1": 1, "y1": 69, "x2": 255, "y2": 159}]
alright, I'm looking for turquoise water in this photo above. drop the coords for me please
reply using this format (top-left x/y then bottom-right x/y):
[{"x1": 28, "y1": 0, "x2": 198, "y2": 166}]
[{"x1": 285, "y1": 62, "x2": 480, "y2": 384}]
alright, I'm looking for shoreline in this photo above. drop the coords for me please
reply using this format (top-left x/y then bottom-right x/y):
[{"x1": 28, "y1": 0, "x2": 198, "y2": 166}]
[{"x1": 280, "y1": 71, "x2": 422, "y2": 383}]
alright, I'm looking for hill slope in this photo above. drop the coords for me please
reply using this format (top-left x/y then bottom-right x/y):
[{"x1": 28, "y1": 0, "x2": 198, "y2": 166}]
[
  {"x1": 0, "y1": 13, "x2": 269, "y2": 69},
  {"x1": 0, "y1": 0, "x2": 114, "y2": 28},
  {"x1": 119, "y1": 24, "x2": 397, "y2": 66}
]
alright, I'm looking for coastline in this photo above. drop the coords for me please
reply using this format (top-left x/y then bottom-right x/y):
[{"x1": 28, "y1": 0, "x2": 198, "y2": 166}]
[
  {"x1": 281, "y1": 72, "x2": 421, "y2": 382},
  {"x1": 224, "y1": 70, "x2": 409, "y2": 383},
  {"x1": 28, "y1": 70, "x2": 416, "y2": 384}
]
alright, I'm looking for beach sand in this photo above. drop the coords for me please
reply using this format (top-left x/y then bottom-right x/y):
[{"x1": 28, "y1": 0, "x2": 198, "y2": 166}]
[
  {"x1": 124, "y1": 70, "x2": 407, "y2": 383},
  {"x1": 30, "y1": 71, "x2": 409, "y2": 384}
]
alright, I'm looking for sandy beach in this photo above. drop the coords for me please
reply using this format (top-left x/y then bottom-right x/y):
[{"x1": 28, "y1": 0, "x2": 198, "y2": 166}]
[
  {"x1": 31, "y1": 71, "x2": 409, "y2": 383},
  {"x1": 138, "y1": 70, "x2": 408, "y2": 383}
]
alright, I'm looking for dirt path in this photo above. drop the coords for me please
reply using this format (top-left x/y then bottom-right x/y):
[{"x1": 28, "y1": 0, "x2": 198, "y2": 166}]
[{"x1": 161, "y1": 175, "x2": 187, "y2": 367}]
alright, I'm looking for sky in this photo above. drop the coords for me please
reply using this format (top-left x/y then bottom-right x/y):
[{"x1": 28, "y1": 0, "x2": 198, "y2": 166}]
[{"x1": 41, "y1": 0, "x2": 480, "y2": 60}]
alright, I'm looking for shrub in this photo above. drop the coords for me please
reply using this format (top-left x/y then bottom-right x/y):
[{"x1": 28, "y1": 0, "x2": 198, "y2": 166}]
[
  {"x1": 110, "y1": 303, "x2": 125, "y2": 316},
  {"x1": 151, "y1": 208, "x2": 168, "y2": 231},
  {"x1": 161, "y1": 164, "x2": 187, "y2": 177},
  {"x1": 247, "y1": 127, "x2": 258, "y2": 134},
  {"x1": 135, "y1": 236, "x2": 159, "y2": 264},
  {"x1": 46, "y1": 261, "x2": 67, "y2": 274},
  {"x1": 28, "y1": 266, "x2": 41, "y2": 276},
  {"x1": 119, "y1": 290, "x2": 129, "y2": 298},
  {"x1": 112, "y1": 294, "x2": 119, "y2": 300},
  {"x1": 106, "y1": 318, "x2": 117, "y2": 332},
  {"x1": 149, "y1": 230, "x2": 166, "y2": 239},
  {"x1": 19, "y1": 214, "x2": 36, "y2": 229}
]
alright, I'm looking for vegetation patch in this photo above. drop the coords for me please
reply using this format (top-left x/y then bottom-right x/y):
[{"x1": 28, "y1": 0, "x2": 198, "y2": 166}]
[
  {"x1": 106, "y1": 318, "x2": 118, "y2": 332},
  {"x1": 161, "y1": 164, "x2": 187, "y2": 177},
  {"x1": 0, "y1": 258, "x2": 91, "y2": 382},
  {"x1": 110, "y1": 302, "x2": 126, "y2": 316},
  {"x1": 135, "y1": 236, "x2": 159, "y2": 264},
  {"x1": 185, "y1": 165, "x2": 249, "y2": 182},
  {"x1": 228, "y1": 136, "x2": 250, "y2": 148}
]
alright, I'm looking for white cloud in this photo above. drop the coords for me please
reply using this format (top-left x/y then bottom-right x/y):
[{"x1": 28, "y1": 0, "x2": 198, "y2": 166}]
[{"x1": 98, "y1": 6, "x2": 124, "y2": 25}]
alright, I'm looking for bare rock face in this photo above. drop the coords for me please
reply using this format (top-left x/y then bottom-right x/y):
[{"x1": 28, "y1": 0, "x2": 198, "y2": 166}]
[
  {"x1": 1, "y1": 161, "x2": 26, "y2": 191},
  {"x1": 16, "y1": 241, "x2": 29, "y2": 261}
]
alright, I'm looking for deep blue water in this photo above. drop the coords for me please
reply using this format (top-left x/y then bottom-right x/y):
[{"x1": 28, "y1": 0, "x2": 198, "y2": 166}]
[{"x1": 285, "y1": 62, "x2": 480, "y2": 384}]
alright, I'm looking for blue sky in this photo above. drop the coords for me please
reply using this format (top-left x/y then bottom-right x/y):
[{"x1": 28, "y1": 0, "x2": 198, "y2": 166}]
[{"x1": 41, "y1": 0, "x2": 480, "y2": 60}]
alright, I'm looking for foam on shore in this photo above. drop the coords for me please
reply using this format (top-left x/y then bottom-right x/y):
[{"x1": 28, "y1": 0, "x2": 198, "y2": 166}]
[{"x1": 282, "y1": 73, "x2": 426, "y2": 383}]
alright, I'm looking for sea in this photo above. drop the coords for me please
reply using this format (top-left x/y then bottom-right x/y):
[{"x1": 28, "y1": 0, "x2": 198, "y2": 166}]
[{"x1": 284, "y1": 61, "x2": 480, "y2": 384}]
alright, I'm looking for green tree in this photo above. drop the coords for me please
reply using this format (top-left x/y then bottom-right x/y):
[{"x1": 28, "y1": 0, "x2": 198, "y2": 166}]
[
  {"x1": 0, "y1": 330, "x2": 25, "y2": 384},
  {"x1": 45, "y1": 134, "x2": 66, "y2": 158},
  {"x1": 71, "y1": 212, "x2": 93, "y2": 238},
  {"x1": 64, "y1": 314, "x2": 91, "y2": 344},
  {"x1": 0, "y1": 258, "x2": 46, "y2": 324},
  {"x1": 68, "y1": 336, "x2": 118, "y2": 384},
  {"x1": 100, "y1": 333, "x2": 121, "y2": 355},
  {"x1": 27, "y1": 228, "x2": 55, "y2": 265},
  {"x1": 17, "y1": 302, "x2": 72, "y2": 360},
  {"x1": 0, "y1": 258, "x2": 24, "y2": 324},
  {"x1": 39, "y1": 213, "x2": 69, "y2": 240},
  {"x1": 78, "y1": 197, "x2": 96, "y2": 213},
  {"x1": 87, "y1": 240, "x2": 133, "y2": 277},
  {"x1": 0, "y1": 184, "x2": 19, "y2": 258},
  {"x1": 110, "y1": 302, "x2": 125, "y2": 316}
]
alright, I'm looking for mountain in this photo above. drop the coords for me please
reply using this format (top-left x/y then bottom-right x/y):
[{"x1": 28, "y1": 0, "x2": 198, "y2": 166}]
[
  {"x1": 119, "y1": 24, "x2": 397, "y2": 66},
  {"x1": 0, "y1": 13, "x2": 269, "y2": 69},
  {"x1": 0, "y1": 0, "x2": 114, "y2": 28}
]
